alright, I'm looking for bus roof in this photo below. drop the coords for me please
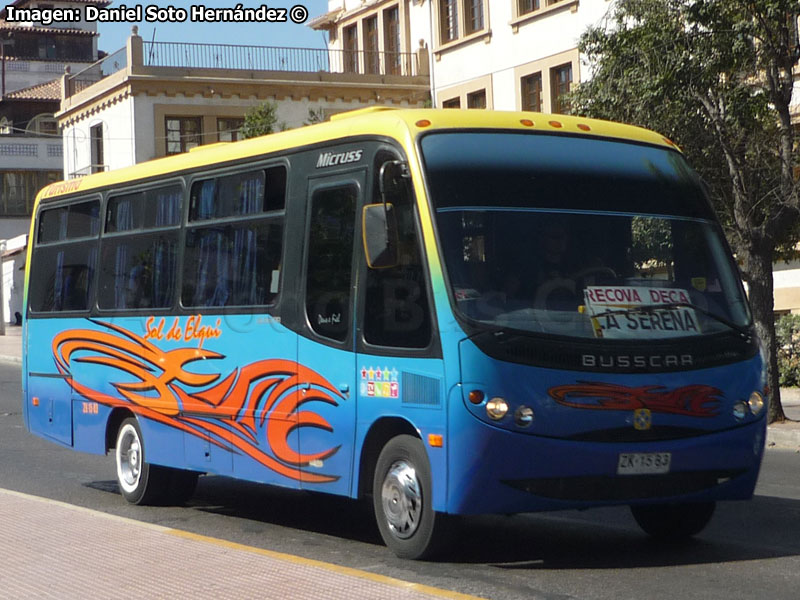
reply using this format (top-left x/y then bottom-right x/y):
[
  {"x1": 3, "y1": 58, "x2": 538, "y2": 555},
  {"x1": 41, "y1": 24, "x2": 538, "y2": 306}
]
[{"x1": 38, "y1": 108, "x2": 678, "y2": 203}]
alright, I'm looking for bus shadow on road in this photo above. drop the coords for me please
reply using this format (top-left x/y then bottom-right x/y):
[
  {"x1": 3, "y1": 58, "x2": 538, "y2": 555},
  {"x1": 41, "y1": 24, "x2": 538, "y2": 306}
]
[
  {"x1": 451, "y1": 494, "x2": 800, "y2": 568},
  {"x1": 189, "y1": 475, "x2": 384, "y2": 546},
  {"x1": 85, "y1": 475, "x2": 800, "y2": 568}
]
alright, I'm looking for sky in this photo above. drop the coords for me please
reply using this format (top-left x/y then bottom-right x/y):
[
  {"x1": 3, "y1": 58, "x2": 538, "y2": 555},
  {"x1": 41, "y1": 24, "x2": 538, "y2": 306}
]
[{"x1": 95, "y1": 1, "x2": 331, "y2": 54}]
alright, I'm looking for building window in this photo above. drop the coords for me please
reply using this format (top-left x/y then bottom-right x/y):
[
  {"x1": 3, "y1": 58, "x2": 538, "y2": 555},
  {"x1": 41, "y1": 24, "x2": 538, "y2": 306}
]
[
  {"x1": 466, "y1": 0, "x2": 483, "y2": 34},
  {"x1": 38, "y1": 36, "x2": 56, "y2": 59},
  {"x1": 467, "y1": 89, "x2": 486, "y2": 109},
  {"x1": 217, "y1": 118, "x2": 244, "y2": 142},
  {"x1": 165, "y1": 116, "x2": 202, "y2": 155},
  {"x1": 521, "y1": 72, "x2": 543, "y2": 112},
  {"x1": 27, "y1": 113, "x2": 58, "y2": 136},
  {"x1": 364, "y1": 16, "x2": 380, "y2": 74},
  {"x1": 384, "y1": 6, "x2": 401, "y2": 75},
  {"x1": 343, "y1": 24, "x2": 359, "y2": 73},
  {"x1": 1, "y1": 170, "x2": 61, "y2": 216},
  {"x1": 438, "y1": 0, "x2": 487, "y2": 45},
  {"x1": 440, "y1": 0, "x2": 459, "y2": 43},
  {"x1": 442, "y1": 97, "x2": 461, "y2": 108},
  {"x1": 90, "y1": 123, "x2": 104, "y2": 173},
  {"x1": 551, "y1": 63, "x2": 573, "y2": 114},
  {"x1": 518, "y1": 0, "x2": 541, "y2": 15}
]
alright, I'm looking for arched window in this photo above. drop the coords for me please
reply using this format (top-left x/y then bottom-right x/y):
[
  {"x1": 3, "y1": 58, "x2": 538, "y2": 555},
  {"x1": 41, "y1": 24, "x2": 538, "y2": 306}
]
[{"x1": 26, "y1": 113, "x2": 58, "y2": 136}]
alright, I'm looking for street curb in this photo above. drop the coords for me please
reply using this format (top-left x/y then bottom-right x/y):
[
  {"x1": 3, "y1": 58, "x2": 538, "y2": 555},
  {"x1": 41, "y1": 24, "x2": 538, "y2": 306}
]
[{"x1": 767, "y1": 425, "x2": 800, "y2": 450}]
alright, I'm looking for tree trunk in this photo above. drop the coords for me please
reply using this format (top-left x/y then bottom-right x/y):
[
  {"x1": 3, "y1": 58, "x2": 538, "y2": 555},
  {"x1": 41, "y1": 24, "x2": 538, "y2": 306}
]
[{"x1": 743, "y1": 243, "x2": 786, "y2": 423}]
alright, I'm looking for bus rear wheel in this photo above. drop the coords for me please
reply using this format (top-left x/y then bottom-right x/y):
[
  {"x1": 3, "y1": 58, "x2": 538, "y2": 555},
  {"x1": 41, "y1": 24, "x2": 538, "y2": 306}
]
[
  {"x1": 373, "y1": 435, "x2": 449, "y2": 559},
  {"x1": 631, "y1": 501, "x2": 716, "y2": 540},
  {"x1": 115, "y1": 417, "x2": 169, "y2": 505}
]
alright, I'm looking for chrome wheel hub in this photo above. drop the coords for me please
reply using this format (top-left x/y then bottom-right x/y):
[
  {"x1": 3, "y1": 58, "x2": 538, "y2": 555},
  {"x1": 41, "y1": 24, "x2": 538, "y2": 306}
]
[
  {"x1": 381, "y1": 460, "x2": 422, "y2": 539},
  {"x1": 118, "y1": 427, "x2": 141, "y2": 490}
]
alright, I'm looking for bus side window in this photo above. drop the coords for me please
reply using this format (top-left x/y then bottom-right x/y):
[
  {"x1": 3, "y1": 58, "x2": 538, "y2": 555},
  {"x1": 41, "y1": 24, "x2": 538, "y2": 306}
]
[
  {"x1": 99, "y1": 186, "x2": 181, "y2": 310},
  {"x1": 363, "y1": 151, "x2": 431, "y2": 349},
  {"x1": 305, "y1": 185, "x2": 357, "y2": 342},
  {"x1": 182, "y1": 166, "x2": 286, "y2": 308},
  {"x1": 30, "y1": 200, "x2": 100, "y2": 313}
]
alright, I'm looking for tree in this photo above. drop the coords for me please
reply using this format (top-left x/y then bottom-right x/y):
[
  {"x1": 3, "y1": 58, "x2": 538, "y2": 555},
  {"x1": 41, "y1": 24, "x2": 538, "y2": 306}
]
[
  {"x1": 570, "y1": 0, "x2": 799, "y2": 422},
  {"x1": 241, "y1": 100, "x2": 279, "y2": 139}
]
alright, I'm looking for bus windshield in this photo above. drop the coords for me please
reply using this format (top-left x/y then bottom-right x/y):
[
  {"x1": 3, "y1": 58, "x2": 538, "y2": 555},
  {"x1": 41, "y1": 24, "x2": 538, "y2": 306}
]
[{"x1": 421, "y1": 132, "x2": 751, "y2": 340}]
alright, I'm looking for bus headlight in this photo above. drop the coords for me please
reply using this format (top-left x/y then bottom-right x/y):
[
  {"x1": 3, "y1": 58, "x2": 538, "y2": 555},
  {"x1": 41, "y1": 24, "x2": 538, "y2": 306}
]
[
  {"x1": 486, "y1": 397, "x2": 509, "y2": 421},
  {"x1": 748, "y1": 391, "x2": 765, "y2": 416},
  {"x1": 514, "y1": 406, "x2": 535, "y2": 427},
  {"x1": 732, "y1": 401, "x2": 748, "y2": 420}
]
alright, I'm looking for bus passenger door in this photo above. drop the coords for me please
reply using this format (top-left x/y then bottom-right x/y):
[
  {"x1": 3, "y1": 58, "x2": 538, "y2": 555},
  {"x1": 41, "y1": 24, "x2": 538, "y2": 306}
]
[{"x1": 296, "y1": 172, "x2": 363, "y2": 496}]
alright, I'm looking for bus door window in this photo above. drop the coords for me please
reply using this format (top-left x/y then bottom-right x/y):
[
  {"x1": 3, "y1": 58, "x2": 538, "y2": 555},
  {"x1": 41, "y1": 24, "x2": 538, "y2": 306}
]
[
  {"x1": 363, "y1": 151, "x2": 431, "y2": 349},
  {"x1": 305, "y1": 185, "x2": 358, "y2": 340}
]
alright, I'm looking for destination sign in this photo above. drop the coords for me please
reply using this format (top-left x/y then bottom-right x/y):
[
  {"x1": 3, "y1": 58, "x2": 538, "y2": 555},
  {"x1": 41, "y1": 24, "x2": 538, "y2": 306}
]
[{"x1": 583, "y1": 285, "x2": 701, "y2": 339}]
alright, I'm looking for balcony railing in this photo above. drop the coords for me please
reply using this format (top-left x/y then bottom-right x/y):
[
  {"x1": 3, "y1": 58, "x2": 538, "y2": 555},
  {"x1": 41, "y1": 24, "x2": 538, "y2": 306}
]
[
  {"x1": 143, "y1": 41, "x2": 419, "y2": 77},
  {"x1": 65, "y1": 46, "x2": 127, "y2": 97},
  {"x1": 69, "y1": 164, "x2": 108, "y2": 179},
  {"x1": 63, "y1": 40, "x2": 423, "y2": 99}
]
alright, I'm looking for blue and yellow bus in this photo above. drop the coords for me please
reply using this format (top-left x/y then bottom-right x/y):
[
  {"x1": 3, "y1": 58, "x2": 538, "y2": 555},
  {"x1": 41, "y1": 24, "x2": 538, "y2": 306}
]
[{"x1": 23, "y1": 108, "x2": 767, "y2": 558}]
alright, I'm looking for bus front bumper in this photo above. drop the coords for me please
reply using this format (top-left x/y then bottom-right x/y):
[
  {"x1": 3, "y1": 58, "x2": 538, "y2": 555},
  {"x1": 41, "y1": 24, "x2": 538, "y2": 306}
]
[{"x1": 446, "y1": 419, "x2": 766, "y2": 515}]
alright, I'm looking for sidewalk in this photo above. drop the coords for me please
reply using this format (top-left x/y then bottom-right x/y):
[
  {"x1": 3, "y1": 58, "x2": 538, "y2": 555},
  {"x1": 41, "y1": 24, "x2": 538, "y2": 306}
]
[
  {"x1": 0, "y1": 325, "x2": 21, "y2": 364},
  {"x1": 0, "y1": 488, "x2": 479, "y2": 600}
]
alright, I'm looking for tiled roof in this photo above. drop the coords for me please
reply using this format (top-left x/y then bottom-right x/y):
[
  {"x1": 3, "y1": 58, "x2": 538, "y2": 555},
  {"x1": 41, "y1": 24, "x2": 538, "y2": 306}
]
[
  {"x1": 3, "y1": 78, "x2": 61, "y2": 101},
  {"x1": 0, "y1": 22, "x2": 98, "y2": 36}
]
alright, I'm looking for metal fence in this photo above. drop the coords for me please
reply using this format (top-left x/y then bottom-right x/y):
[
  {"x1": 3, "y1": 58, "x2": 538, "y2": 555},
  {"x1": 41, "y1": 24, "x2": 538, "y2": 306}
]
[
  {"x1": 143, "y1": 41, "x2": 418, "y2": 77},
  {"x1": 66, "y1": 47, "x2": 127, "y2": 97}
]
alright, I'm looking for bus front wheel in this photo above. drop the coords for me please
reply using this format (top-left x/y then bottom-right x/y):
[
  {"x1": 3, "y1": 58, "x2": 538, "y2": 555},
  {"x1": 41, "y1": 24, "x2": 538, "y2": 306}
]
[
  {"x1": 373, "y1": 435, "x2": 448, "y2": 559},
  {"x1": 631, "y1": 501, "x2": 716, "y2": 540},
  {"x1": 115, "y1": 417, "x2": 168, "y2": 505}
]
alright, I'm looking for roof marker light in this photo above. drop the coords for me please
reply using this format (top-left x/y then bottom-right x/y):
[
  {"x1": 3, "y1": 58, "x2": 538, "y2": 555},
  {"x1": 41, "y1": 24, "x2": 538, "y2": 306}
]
[
  {"x1": 416, "y1": 119, "x2": 432, "y2": 128},
  {"x1": 577, "y1": 124, "x2": 591, "y2": 132},
  {"x1": 520, "y1": 119, "x2": 534, "y2": 127},
  {"x1": 549, "y1": 120, "x2": 563, "y2": 128}
]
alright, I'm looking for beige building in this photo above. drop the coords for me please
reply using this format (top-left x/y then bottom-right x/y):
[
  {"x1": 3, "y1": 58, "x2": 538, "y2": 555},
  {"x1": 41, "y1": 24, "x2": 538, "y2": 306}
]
[{"x1": 57, "y1": 27, "x2": 430, "y2": 176}]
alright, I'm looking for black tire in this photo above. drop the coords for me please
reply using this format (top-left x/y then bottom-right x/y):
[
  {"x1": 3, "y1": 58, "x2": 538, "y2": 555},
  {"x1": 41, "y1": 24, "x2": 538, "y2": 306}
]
[
  {"x1": 631, "y1": 501, "x2": 716, "y2": 541},
  {"x1": 372, "y1": 435, "x2": 449, "y2": 559},
  {"x1": 114, "y1": 417, "x2": 169, "y2": 505}
]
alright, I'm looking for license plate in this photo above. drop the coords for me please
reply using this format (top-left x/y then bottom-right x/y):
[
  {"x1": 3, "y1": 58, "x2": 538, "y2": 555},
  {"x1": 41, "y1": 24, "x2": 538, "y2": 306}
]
[{"x1": 617, "y1": 452, "x2": 671, "y2": 475}]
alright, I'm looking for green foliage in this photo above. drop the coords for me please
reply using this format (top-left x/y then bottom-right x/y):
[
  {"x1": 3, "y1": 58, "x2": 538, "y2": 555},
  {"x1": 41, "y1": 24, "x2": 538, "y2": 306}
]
[
  {"x1": 777, "y1": 314, "x2": 800, "y2": 387},
  {"x1": 631, "y1": 216, "x2": 673, "y2": 273},
  {"x1": 241, "y1": 101, "x2": 279, "y2": 139},
  {"x1": 305, "y1": 106, "x2": 326, "y2": 126}
]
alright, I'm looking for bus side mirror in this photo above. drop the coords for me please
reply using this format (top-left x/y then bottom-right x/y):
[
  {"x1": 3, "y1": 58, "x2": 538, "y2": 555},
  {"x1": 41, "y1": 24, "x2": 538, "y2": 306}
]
[{"x1": 363, "y1": 203, "x2": 398, "y2": 269}]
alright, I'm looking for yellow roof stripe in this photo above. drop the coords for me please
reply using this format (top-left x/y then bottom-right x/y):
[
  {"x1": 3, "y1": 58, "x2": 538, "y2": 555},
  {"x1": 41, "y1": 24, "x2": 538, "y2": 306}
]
[{"x1": 38, "y1": 108, "x2": 675, "y2": 202}]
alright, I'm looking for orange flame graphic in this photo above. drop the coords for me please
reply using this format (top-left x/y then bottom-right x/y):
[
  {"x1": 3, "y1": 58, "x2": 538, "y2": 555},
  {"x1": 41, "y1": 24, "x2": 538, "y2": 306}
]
[
  {"x1": 53, "y1": 320, "x2": 344, "y2": 483},
  {"x1": 549, "y1": 381, "x2": 721, "y2": 417}
]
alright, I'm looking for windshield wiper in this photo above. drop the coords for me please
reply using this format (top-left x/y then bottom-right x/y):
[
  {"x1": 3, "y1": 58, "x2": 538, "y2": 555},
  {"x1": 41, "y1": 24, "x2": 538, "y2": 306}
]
[{"x1": 591, "y1": 302, "x2": 752, "y2": 339}]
